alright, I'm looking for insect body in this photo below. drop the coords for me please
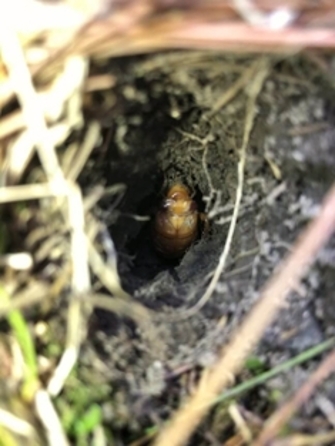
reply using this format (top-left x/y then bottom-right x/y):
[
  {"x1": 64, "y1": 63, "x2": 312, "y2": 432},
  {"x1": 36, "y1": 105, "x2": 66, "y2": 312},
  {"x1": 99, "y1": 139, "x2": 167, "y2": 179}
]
[{"x1": 153, "y1": 184, "x2": 199, "y2": 259}]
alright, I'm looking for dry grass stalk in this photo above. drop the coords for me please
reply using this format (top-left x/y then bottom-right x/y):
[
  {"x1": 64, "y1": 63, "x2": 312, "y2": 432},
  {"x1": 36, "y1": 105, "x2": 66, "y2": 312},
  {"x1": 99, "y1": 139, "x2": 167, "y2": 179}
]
[
  {"x1": 1, "y1": 1, "x2": 335, "y2": 113},
  {"x1": 0, "y1": 12, "x2": 65, "y2": 185},
  {"x1": 253, "y1": 348, "x2": 335, "y2": 445},
  {"x1": 34, "y1": 390, "x2": 70, "y2": 446},
  {"x1": 48, "y1": 183, "x2": 90, "y2": 397},
  {"x1": 0, "y1": 407, "x2": 34, "y2": 437},
  {"x1": 271, "y1": 430, "x2": 335, "y2": 446},
  {"x1": 180, "y1": 57, "x2": 270, "y2": 318}
]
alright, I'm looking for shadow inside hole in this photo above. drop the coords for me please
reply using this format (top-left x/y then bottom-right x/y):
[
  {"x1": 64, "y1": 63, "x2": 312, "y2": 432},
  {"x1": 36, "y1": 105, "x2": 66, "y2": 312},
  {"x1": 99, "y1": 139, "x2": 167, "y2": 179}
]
[{"x1": 101, "y1": 83, "x2": 210, "y2": 287}]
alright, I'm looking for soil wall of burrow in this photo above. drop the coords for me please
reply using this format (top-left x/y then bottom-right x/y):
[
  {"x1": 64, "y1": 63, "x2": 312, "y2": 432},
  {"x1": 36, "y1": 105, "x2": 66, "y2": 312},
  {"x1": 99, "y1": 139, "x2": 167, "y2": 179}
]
[{"x1": 79, "y1": 53, "x2": 335, "y2": 427}]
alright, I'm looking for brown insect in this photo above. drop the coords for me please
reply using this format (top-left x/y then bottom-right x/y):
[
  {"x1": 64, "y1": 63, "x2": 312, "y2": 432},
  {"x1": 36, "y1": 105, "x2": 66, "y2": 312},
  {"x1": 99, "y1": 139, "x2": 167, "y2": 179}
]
[{"x1": 153, "y1": 183, "x2": 202, "y2": 259}]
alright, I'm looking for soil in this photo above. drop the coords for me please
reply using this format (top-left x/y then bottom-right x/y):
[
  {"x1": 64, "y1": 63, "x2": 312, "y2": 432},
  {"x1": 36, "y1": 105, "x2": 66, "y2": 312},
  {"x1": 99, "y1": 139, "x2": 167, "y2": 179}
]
[{"x1": 52, "y1": 52, "x2": 335, "y2": 443}]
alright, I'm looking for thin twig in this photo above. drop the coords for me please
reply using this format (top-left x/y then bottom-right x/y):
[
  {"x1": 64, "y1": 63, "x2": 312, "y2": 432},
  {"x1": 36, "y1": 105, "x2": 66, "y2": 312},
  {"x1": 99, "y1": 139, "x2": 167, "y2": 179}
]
[
  {"x1": 66, "y1": 121, "x2": 101, "y2": 182},
  {"x1": 0, "y1": 407, "x2": 34, "y2": 437},
  {"x1": 7, "y1": 123, "x2": 72, "y2": 184},
  {"x1": 153, "y1": 180, "x2": 335, "y2": 446},
  {"x1": 91, "y1": 293, "x2": 153, "y2": 328},
  {"x1": 201, "y1": 144, "x2": 216, "y2": 213},
  {"x1": 209, "y1": 58, "x2": 265, "y2": 116},
  {"x1": 90, "y1": 293, "x2": 162, "y2": 354},
  {"x1": 179, "y1": 58, "x2": 270, "y2": 318},
  {"x1": 214, "y1": 338, "x2": 335, "y2": 404},
  {"x1": 229, "y1": 403, "x2": 253, "y2": 443},
  {"x1": 48, "y1": 183, "x2": 90, "y2": 397},
  {"x1": 0, "y1": 283, "x2": 48, "y2": 318},
  {"x1": 84, "y1": 74, "x2": 116, "y2": 92},
  {"x1": 87, "y1": 238, "x2": 131, "y2": 300},
  {"x1": 315, "y1": 394, "x2": 335, "y2": 428},
  {"x1": 253, "y1": 348, "x2": 335, "y2": 446},
  {"x1": 35, "y1": 389, "x2": 70, "y2": 446},
  {"x1": 0, "y1": 183, "x2": 69, "y2": 203}
]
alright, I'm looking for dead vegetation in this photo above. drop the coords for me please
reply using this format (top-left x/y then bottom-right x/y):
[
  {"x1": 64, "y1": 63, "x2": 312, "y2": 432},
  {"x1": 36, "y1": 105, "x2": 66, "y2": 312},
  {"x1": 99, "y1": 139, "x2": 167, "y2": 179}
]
[{"x1": 2, "y1": 1, "x2": 335, "y2": 446}]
